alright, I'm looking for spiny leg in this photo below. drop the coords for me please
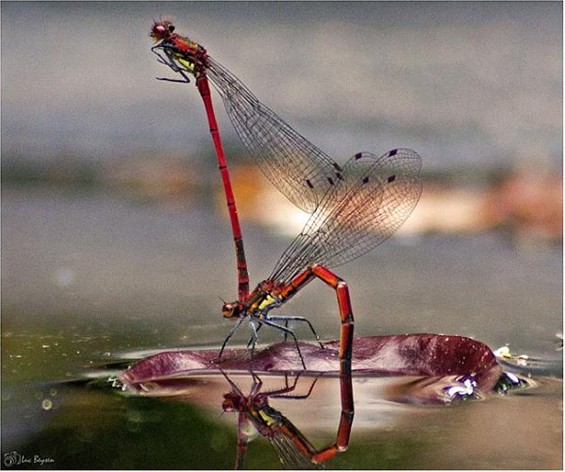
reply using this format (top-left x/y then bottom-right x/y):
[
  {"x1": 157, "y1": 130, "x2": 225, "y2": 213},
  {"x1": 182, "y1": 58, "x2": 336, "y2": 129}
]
[
  {"x1": 261, "y1": 319, "x2": 307, "y2": 369},
  {"x1": 249, "y1": 370, "x2": 263, "y2": 396},
  {"x1": 218, "y1": 315, "x2": 247, "y2": 361},
  {"x1": 246, "y1": 323, "x2": 263, "y2": 348},
  {"x1": 152, "y1": 47, "x2": 192, "y2": 83},
  {"x1": 220, "y1": 369, "x2": 244, "y2": 396},
  {"x1": 268, "y1": 315, "x2": 324, "y2": 349},
  {"x1": 281, "y1": 264, "x2": 354, "y2": 377},
  {"x1": 271, "y1": 375, "x2": 320, "y2": 400},
  {"x1": 156, "y1": 76, "x2": 191, "y2": 83},
  {"x1": 248, "y1": 320, "x2": 260, "y2": 360}
]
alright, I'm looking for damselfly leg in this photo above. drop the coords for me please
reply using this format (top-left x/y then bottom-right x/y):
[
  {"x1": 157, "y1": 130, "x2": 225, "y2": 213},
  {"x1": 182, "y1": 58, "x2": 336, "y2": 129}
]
[{"x1": 221, "y1": 370, "x2": 352, "y2": 467}]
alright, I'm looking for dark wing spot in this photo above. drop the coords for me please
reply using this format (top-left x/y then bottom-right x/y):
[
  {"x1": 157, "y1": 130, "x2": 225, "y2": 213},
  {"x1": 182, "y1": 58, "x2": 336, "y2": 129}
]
[
  {"x1": 362, "y1": 176, "x2": 370, "y2": 184},
  {"x1": 306, "y1": 179, "x2": 314, "y2": 189},
  {"x1": 333, "y1": 163, "x2": 343, "y2": 172},
  {"x1": 327, "y1": 177, "x2": 335, "y2": 186},
  {"x1": 388, "y1": 149, "x2": 398, "y2": 157},
  {"x1": 336, "y1": 172, "x2": 344, "y2": 181},
  {"x1": 355, "y1": 152, "x2": 363, "y2": 160},
  {"x1": 387, "y1": 175, "x2": 396, "y2": 183}
]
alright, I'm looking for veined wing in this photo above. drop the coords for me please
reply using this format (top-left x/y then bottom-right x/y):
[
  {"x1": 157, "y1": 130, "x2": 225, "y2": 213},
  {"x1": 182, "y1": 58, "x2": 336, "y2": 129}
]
[
  {"x1": 269, "y1": 433, "x2": 322, "y2": 470},
  {"x1": 270, "y1": 148, "x2": 422, "y2": 283},
  {"x1": 206, "y1": 57, "x2": 344, "y2": 213}
]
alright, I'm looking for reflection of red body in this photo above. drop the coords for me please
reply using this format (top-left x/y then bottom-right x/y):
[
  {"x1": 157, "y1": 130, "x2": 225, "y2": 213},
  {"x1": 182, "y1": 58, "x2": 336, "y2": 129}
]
[{"x1": 222, "y1": 372, "x2": 353, "y2": 467}]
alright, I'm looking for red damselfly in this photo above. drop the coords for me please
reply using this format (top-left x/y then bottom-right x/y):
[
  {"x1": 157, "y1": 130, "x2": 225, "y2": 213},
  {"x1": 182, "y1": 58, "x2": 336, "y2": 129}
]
[
  {"x1": 150, "y1": 21, "x2": 250, "y2": 302},
  {"x1": 222, "y1": 371, "x2": 352, "y2": 467},
  {"x1": 150, "y1": 21, "x2": 422, "y2": 377}
]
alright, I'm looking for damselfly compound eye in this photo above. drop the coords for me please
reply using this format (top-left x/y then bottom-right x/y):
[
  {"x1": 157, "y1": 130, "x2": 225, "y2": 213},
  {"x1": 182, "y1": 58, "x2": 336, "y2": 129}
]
[
  {"x1": 222, "y1": 301, "x2": 244, "y2": 319},
  {"x1": 222, "y1": 302, "x2": 235, "y2": 318},
  {"x1": 151, "y1": 21, "x2": 175, "y2": 40}
]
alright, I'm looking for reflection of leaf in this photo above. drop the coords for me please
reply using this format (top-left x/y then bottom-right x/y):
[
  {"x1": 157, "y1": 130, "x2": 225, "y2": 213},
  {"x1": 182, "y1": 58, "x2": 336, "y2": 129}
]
[{"x1": 121, "y1": 334, "x2": 503, "y2": 402}]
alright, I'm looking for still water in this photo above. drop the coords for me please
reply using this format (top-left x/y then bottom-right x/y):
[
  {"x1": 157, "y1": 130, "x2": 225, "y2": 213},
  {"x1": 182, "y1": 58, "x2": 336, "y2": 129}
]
[{"x1": 2, "y1": 186, "x2": 562, "y2": 469}]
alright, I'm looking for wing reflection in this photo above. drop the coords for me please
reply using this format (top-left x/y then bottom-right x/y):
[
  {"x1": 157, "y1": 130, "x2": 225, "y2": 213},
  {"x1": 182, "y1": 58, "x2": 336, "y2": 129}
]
[{"x1": 221, "y1": 371, "x2": 353, "y2": 469}]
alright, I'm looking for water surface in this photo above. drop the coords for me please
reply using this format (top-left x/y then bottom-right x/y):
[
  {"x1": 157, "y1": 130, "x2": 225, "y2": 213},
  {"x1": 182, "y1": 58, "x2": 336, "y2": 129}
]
[{"x1": 2, "y1": 187, "x2": 562, "y2": 468}]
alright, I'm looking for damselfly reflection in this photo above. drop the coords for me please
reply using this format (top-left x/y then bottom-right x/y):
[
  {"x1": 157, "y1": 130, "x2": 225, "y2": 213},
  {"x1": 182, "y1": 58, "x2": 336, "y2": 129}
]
[{"x1": 221, "y1": 371, "x2": 353, "y2": 469}]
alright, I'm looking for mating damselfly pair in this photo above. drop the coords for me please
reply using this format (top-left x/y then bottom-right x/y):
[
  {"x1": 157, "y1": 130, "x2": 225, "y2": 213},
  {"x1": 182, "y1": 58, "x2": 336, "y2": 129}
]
[{"x1": 149, "y1": 19, "x2": 422, "y2": 464}]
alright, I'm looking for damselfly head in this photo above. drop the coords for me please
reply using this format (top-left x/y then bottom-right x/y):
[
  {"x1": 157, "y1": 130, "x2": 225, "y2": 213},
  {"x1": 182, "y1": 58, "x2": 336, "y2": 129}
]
[
  {"x1": 150, "y1": 20, "x2": 175, "y2": 41},
  {"x1": 222, "y1": 392, "x2": 244, "y2": 411},
  {"x1": 222, "y1": 301, "x2": 244, "y2": 319}
]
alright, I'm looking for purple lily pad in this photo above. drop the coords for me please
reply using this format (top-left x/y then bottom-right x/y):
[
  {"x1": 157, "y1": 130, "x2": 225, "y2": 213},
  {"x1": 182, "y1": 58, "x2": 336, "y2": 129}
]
[{"x1": 120, "y1": 334, "x2": 502, "y2": 397}]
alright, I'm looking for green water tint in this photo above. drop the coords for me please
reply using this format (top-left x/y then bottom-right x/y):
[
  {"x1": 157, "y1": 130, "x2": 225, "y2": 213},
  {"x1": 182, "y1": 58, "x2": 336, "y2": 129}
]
[
  {"x1": 3, "y1": 189, "x2": 562, "y2": 468},
  {"x1": 2, "y1": 334, "x2": 561, "y2": 470}
]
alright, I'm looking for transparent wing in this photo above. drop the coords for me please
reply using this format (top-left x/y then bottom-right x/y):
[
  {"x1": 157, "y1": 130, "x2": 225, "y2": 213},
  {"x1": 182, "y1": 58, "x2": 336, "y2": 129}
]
[
  {"x1": 270, "y1": 148, "x2": 422, "y2": 283},
  {"x1": 269, "y1": 434, "x2": 323, "y2": 470},
  {"x1": 207, "y1": 57, "x2": 344, "y2": 213}
]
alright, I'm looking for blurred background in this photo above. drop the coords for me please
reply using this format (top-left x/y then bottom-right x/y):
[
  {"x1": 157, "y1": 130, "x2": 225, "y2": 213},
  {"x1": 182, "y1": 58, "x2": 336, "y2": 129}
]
[
  {"x1": 3, "y1": 1, "x2": 562, "y2": 238},
  {"x1": 1, "y1": 2, "x2": 562, "y2": 468}
]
